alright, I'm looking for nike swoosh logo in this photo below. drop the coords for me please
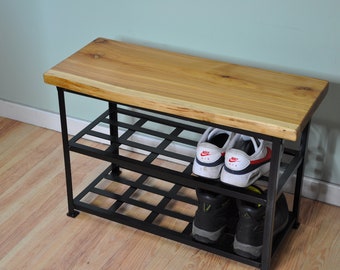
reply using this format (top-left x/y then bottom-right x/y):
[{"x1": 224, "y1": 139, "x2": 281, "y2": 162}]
[
  {"x1": 200, "y1": 151, "x2": 210, "y2": 157},
  {"x1": 228, "y1": 157, "x2": 239, "y2": 162}
]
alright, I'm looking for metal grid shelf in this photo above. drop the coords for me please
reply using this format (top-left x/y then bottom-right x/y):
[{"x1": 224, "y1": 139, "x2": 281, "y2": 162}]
[
  {"x1": 62, "y1": 103, "x2": 301, "y2": 269},
  {"x1": 71, "y1": 159, "x2": 295, "y2": 269},
  {"x1": 68, "y1": 106, "x2": 277, "y2": 205},
  {"x1": 73, "y1": 164, "x2": 265, "y2": 268}
]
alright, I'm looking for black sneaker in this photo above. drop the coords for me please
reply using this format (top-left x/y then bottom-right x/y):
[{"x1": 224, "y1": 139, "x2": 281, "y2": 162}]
[
  {"x1": 192, "y1": 188, "x2": 238, "y2": 244},
  {"x1": 233, "y1": 186, "x2": 289, "y2": 259}
]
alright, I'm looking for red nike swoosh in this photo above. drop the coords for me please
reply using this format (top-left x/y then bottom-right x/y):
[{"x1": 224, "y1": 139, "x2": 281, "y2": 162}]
[
  {"x1": 228, "y1": 157, "x2": 239, "y2": 162},
  {"x1": 200, "y1": 151, "x2": 210, "y2": 157}
]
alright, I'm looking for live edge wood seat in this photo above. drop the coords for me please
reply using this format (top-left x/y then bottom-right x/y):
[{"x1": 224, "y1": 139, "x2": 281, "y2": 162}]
[{"x1": 44, "y1": 37, "x2": 328, "y2": 142}]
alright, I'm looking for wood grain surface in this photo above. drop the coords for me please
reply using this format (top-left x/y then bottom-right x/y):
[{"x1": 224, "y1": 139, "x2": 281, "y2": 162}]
[{"x1": 44, "y1": 38, "x2": 328, "y2": 141}]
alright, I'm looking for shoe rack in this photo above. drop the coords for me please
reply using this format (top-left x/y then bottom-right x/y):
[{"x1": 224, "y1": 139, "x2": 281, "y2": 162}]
[
  {"x1": 44, "y1": 38, "x2": 327, "y2": 270},
  {"x1": 57, "y1": 89, "x2": 308, "y2": 270}
]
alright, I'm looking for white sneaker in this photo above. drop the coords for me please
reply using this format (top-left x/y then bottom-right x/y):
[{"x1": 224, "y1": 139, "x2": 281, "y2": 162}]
[
  {"x1": 193, "y1": 128, "x2": 240, "y2": 179},
  {"x1": 220, "y1": 136, "x2": 272, "y2": 187}
]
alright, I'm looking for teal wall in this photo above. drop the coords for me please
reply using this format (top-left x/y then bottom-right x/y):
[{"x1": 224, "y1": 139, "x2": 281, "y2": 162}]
[{"x1": 1, "y1": 0, "x2": 339, "y2": 185}]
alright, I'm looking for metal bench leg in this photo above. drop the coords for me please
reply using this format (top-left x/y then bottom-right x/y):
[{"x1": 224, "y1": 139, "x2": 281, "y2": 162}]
[
  {"x1": 57, "y1": 87, "x2": 79, "y2": 218},
  {"x1": 293, "y1": 122, "x2": 310, "y2": 228},
  {"x1": 261, "y1": 137, "x2": 282, "y2": 270},
  {"x1": 108, "y1": 102, "x2": 121, "y2": 176}
]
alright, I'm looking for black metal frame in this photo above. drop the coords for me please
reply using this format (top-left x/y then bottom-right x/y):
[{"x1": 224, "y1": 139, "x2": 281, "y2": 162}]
[{"x1": 57, "y1": 87, "x2": 309, "y2": 270}]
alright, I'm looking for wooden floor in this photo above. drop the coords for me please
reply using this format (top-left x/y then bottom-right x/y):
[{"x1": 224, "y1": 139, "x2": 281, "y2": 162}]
[{"x1": 0, "y1": 117, "x2": 339, "y2": 270}]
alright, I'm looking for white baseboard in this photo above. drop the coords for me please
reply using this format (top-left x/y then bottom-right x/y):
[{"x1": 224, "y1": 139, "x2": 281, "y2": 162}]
[
  {"x1": 282, "y1": 175, "x2": 340, "y2": 207},
  {"x1": 1, "y1": 100, "x2": 63, "y2": 133},
  {"x1": 1, "y1": 99, "x2": 339, "y2": 206}
]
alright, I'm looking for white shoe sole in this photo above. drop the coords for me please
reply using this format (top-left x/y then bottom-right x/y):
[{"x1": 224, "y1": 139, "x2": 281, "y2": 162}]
[
  {"x1": 192, "y1": 161, "x2": 223, "y2": 179},
  {"x1": 220, "y1": 162, "x2": 270, "y2": 187}
]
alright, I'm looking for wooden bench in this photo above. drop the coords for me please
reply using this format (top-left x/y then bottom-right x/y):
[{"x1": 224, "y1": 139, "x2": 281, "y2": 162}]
[{"x1": 44, "y1": 37, "x2": 328, "y2": 270}]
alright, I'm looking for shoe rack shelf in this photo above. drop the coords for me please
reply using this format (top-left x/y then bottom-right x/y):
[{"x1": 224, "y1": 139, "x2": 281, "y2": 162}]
[{"x1": 60, "y1": 98, "x2": 303, "y2": 269}]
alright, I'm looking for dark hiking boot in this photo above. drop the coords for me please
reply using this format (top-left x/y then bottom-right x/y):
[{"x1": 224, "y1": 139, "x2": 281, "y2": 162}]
[
  {"x1": 233, "y1": 186, "x2": 289, "y2": 259},
  {"x1": 192, "y1": 188, "x2": 237, "y2": 244}
]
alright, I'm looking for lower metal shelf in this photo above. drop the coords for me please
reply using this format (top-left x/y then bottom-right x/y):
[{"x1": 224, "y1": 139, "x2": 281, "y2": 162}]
[{"x1": 72, "y1": 165, "x2": 296, "y2": 269}]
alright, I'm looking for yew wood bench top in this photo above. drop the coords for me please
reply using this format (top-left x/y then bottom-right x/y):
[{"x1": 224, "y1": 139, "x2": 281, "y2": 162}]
[{"x1": 44, "y1": 37, "x2": 328, "y2": 141}]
